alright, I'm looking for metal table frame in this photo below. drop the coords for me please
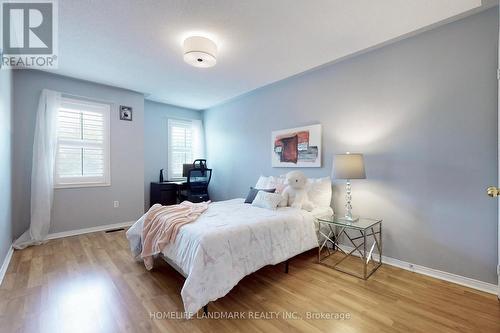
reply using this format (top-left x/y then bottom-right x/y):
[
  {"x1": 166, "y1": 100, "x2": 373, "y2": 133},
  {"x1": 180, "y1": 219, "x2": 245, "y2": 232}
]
[{"x1": 317, "y1": 217, "x2": 382, "y2": 280}]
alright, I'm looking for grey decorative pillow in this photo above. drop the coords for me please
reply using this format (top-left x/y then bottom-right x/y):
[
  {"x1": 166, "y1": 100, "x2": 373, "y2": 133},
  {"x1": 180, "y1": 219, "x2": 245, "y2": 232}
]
[
  {"x1": 252, "y1": 191, "x2": 284, "y2": 210},
  {"x1": 244, "y1": 187, "x2": 276, "y2": 204}
]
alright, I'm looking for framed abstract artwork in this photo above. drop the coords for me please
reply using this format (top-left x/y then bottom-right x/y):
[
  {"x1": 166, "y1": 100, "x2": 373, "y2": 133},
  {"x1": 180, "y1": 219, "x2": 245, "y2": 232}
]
[{"x1": 271, "y1": 124, "x2": 322, "y2": 167}]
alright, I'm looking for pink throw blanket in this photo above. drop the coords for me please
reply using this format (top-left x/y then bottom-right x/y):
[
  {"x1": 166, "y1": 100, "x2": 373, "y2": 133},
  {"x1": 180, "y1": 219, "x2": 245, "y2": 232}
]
[{"x1": 141, "y1": 201, "x2": 210, "y2": 270}]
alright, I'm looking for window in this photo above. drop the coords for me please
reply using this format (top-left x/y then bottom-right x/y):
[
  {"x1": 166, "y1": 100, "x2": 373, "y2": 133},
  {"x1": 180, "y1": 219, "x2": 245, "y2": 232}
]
[
  {"x1": 168, "y1": 119, "x2": 193, "y2": 180},
  {"x1": 55, "y1": 97, "x2": 111, "y2": 188}
]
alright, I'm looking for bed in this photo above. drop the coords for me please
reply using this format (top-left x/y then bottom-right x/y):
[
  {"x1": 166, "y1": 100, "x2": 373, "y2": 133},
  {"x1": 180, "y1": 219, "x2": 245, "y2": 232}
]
[{"x1": 126, "y1": 197, "x2": 332, "y2": 316}]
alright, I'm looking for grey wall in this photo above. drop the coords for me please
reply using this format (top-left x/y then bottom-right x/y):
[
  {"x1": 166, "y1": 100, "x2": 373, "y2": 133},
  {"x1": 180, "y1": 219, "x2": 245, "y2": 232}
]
[
  {"x1": 13, "y1": 70, "x2": 145, "y2": 235},
  {"x1": 0, "y1": 69, "x2": 13, "y2": 263},
  {"x1": 204, "y1": 9, "x2": 499, "y2": 284},
  {"x1": 144, "y1": 100, "x2": 202, "y2": 208}
]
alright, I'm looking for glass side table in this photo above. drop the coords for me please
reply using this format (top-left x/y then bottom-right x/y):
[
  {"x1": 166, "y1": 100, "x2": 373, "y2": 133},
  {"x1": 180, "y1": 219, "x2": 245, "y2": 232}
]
[{"x1": 317, "y1": 215, "x2": 382, "y2": 280}]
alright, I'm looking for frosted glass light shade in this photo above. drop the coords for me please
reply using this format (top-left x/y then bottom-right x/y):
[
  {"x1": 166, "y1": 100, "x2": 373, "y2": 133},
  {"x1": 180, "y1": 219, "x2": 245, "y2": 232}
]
[
  {"x1": 333, "y1": 153, "x2": 366, "y2": 180},
  {"x1": 183, "y1": 36, "x2": 217, "y2": 68}
]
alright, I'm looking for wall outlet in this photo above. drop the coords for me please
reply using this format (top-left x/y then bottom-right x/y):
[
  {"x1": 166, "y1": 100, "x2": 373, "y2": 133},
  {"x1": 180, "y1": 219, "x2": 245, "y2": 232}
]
[{"x1": 113, "y1": 201, "x2": 119, "y2": 208}]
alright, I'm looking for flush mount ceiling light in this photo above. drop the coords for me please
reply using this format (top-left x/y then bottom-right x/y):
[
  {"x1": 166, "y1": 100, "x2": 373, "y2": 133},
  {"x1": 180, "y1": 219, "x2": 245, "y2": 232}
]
[{"x1": 183, "y1": 36, "x2": 217, "y2": 68}]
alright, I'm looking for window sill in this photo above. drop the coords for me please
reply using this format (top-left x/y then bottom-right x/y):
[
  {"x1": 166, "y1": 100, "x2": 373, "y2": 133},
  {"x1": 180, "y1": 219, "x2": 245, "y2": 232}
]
[{"x1": 54, "y1": 182, "x2": 111, "y2": 189}]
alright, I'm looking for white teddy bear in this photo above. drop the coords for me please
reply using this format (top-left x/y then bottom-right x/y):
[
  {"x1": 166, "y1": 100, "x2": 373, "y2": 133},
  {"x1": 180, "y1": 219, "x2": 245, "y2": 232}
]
[{"x1": 281, "y1": 171, "x2": 315, "y2": 211}]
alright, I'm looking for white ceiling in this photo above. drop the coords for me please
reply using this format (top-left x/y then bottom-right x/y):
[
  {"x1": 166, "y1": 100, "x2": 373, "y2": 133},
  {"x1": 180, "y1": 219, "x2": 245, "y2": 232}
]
[{"x1": 53, "y1": 0, "x2": 490, "y2": 110}]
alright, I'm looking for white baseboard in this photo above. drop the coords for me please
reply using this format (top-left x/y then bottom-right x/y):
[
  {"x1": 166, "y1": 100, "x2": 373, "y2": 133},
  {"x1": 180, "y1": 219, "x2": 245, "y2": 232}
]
[
  {"x1": 46, "y1": 221, "x2": 135, "y2": 240},
  {"x1": 0, "y1": 246, "x2": 14, "y2": 286},
  {"x1": 337, "y1": 245, "x2": 498, "y2": 295}
]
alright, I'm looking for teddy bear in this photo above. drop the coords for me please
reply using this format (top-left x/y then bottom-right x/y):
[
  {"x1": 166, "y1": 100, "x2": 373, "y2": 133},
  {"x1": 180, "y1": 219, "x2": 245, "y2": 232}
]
[{"x1": 280, "y1": 170, "x2": 315, "y2": 211}]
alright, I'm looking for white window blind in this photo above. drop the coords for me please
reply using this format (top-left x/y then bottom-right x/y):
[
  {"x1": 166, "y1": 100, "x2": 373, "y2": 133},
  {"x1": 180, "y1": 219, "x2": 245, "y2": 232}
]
[
  {"x1": 55, "y1": 97, "x2": 111, "y2": 188},
  {"x1": 168, "y1": 119, "x2": 193, "y2": 180}
]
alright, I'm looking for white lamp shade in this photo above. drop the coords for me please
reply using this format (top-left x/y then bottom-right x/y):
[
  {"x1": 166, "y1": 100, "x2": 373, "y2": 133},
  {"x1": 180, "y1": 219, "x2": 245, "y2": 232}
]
[
  {"x1": 183, "y1": 36, "x2": 217, "y2": 68},
  {"x1": 333, "y1": 153, "x2": 366, "y2": 180}
]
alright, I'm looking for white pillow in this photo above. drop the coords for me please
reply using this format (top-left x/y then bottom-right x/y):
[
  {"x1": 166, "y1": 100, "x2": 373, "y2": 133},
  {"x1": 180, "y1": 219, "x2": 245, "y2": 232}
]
[
  {"x1": 307, "y1": 177, "x2": 332, "y2": 208},
  {"x1": 269, "y1": 175, "x2": 287, "y2": 193},
  {"x1": 255, "y1": 175, "x2": 286, "y2": 191},
  {"x1": 255, "y1": 176, "x2": 272, "y2": 189},
  {"x1": 252, "y1": 191, "x2": 283, "y2": 210}
]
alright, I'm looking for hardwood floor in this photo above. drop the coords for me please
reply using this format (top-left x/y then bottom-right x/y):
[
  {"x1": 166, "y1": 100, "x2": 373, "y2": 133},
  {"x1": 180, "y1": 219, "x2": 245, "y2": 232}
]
[{"x1": 1, "y1": 229, "x2": 499, "y2": 333}]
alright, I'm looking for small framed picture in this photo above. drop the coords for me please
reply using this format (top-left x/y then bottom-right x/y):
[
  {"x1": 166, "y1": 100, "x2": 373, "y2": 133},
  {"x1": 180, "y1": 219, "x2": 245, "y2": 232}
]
[{"x1": 120, "y1": 106, "x2": 133, "y2": 121}]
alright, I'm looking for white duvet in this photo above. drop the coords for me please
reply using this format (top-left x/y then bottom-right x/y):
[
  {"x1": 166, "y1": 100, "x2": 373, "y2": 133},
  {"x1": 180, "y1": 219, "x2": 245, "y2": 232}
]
[{"x1": 126, "y1": 198, "x2": 332, "y2": 316}]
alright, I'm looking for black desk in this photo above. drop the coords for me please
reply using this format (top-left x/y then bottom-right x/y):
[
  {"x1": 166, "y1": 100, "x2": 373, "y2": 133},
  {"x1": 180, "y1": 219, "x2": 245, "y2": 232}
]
[{"x1": 150, "y1": 181, "x2": 187, "y2": 207}]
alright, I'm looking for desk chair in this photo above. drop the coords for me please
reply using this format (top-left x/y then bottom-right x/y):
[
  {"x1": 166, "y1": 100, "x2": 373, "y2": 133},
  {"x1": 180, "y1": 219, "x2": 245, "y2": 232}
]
[{"x1": 179, "y1": 167, "x2": 212, "y2": 203}]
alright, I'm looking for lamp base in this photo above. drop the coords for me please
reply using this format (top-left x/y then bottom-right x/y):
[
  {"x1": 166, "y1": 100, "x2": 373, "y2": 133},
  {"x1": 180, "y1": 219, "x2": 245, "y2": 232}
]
[{"x1": 342, "y1": 180, "x2": 358, "y2": 222}]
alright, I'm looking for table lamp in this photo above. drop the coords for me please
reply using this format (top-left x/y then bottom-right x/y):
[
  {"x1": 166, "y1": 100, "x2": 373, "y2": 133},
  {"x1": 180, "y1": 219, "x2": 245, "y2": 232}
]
[{"x1": 332, "y1": 153, "x2": 366, "y2": 222}]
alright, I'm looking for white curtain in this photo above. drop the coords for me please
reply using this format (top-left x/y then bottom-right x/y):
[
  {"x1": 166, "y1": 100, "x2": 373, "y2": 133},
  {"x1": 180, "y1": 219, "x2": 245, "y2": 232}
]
[
  {"x1": 191, "y1": 119, "x2": 205, "y2": 160},
  {"x1": 13, "y1": 89, "x2": 61, "y2": 249}
]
